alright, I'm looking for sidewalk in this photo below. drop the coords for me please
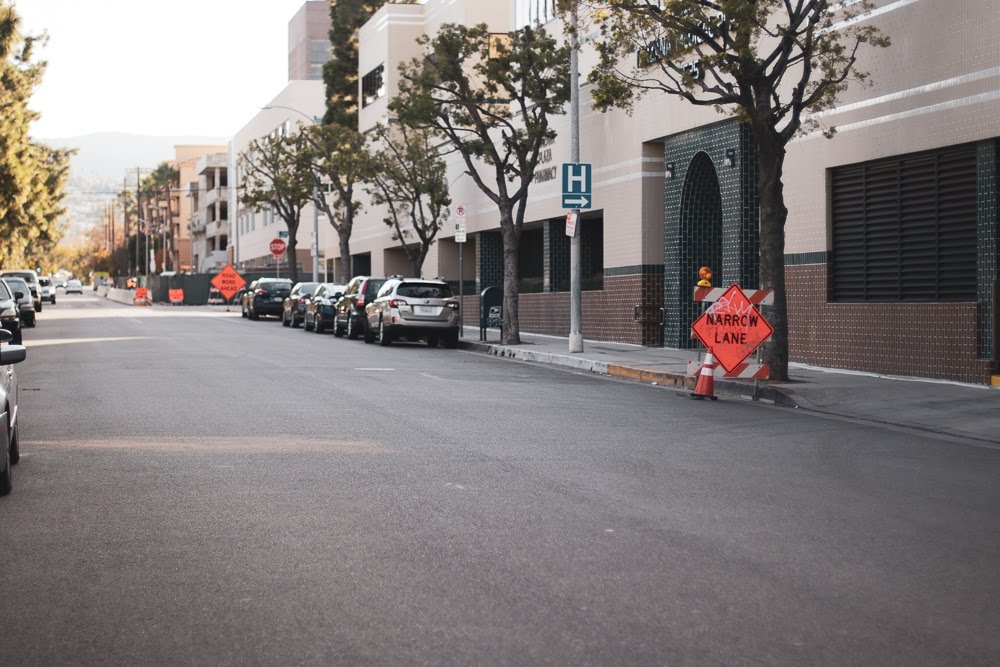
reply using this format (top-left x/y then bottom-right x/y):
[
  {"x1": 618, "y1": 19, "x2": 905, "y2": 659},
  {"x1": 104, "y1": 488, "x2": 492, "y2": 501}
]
[{"x1": 458, "y1": 328, "x2": 1000, "y2": 445}]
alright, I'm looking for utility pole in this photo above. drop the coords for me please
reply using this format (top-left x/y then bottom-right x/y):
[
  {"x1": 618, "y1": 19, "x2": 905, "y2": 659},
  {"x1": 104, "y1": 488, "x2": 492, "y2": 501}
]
[
  {"x1": 136, "y1": 168, "x2": 142, "y2": 281},
  {"x1": 568, "y1": 2, "x2": 584, "y2": 354}
]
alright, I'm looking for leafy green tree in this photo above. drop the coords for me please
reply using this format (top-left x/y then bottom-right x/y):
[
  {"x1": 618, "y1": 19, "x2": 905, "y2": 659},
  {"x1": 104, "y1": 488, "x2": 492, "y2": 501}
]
[
  {"x1": 585, "y1": 0, "x2": 889, "y2": 379},
  {"x1": 322, "y1": 0, "x2": 385, "y2": 128},
  {"x1": 392, "y1": 24, "x2": 570, "y2": 344},
  {"x1": 0, "y1": 3, "x2": 71, "y2": 267},
  {"x1": 239, "y1": 131, "x2": 314, "y2": 284},
  {"x1": 302, "y1": 124, "x2": 370, "y2": 283},
  {"x1": 366, "y1": 123, "x2": 450, "y2": 277},
  {"x1": 141, "y1": 162, "x2": 179, "y2": 271}
]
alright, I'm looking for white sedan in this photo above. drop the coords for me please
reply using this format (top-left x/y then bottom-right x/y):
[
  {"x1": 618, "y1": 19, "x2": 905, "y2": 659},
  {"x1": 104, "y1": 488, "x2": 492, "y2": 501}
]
[{"x1": 65, "y1": 280, "x2": 83, "y2": 294}]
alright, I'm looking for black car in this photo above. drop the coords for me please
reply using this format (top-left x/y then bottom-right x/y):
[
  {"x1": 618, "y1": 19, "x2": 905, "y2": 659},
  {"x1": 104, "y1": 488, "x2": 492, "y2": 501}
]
[
  {"x1": 0, "y1": 280, "x2": 23, "y2": 345},
  {"x1": 304, "y1": 282, "x2": 347, "y2": 333},
  {"x1": 282, "y1": 282, "x2": 320, "y2": 328},
  {"x1": 2, "y1": 278, "x2": 35, "y2": 328},
  {"x1": 245, "y1": 278, "x2": 293, "y2": 320},
  {"x1": 332, "y1": 276, "x2": 386, "y2": 339}
]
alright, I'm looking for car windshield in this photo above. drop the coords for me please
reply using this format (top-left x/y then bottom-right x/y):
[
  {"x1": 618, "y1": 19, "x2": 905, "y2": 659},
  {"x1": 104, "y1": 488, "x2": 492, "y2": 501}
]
[
  {"x1": 4, "y1": 278, "x2": 28, "y2": 294},
  {"x1": 68, "y1": 280, "x2": 81, "y2": 286},
  {"x1": 0, "y1": 281, "x2": 10, "y2": 300},
  {"x1": 295, "y1": 283, "x2": 319, "y2": 296},
  {"x1": 325, "y1": 284, "x2": 346, "y2": 295},
  {"x1": 2, "y1": 271, "x2": 36, "y2": 283},
  {"x1": 397, "y1": 283, "x2": 453, "y2": 299},
  {"x1": 39, "y1": 278, "x2": 51, "y2": 286},
  {"x1": 258, "y1": 281, "x2": 292, "y2": 292}
]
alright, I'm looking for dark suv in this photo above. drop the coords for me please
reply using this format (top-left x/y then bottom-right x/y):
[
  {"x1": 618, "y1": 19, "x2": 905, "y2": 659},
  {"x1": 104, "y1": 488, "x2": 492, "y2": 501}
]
[
  {"x1": 245, "y1": 278, "x2": 293, "y2": 320},
  {"x1": 332, "y1": 276, "x2": 386, "y2": 339}
]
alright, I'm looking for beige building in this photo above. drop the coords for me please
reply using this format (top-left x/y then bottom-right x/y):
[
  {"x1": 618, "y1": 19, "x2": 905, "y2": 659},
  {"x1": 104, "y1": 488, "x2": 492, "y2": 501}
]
[
  {"x1": 187, "y1": 153, "x2": 229, "y2": 272},
  {"x1": 288, "y1": 0, "x2": 332, "y2": 81},
  {"x1": 234, "y1": 0, "x2": 1000, "y2": 384},
  {"x1": 169, "y1": 145, "x2": 226, "y2": 271}
]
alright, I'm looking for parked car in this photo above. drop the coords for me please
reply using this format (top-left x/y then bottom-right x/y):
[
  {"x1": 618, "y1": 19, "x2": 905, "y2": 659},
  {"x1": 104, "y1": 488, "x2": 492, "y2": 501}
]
[
  {"x1": 0, "y1": 280, "x2": 23, "y2": 345},
  {"x1": 0, "y1": 270, "x2": 41, "y2": 313},
  {"x1": 0, "y1": 327, "x2": 26, "y2": 495},
  {"x1": 244, "y1": 278, "x2": 293, "y2": 320},
  {"x1": 333, "y1": 276, "x2": 387, "y2": 340},
  {"x1": 65, "y1": 279, "x2": 83, "y2": 294},
  {"x1": 38, "y1": 276, "x2": 55, "y2": 305},
  {"x1": 2, "y1": 278, "x2": 35, "y2": 328},
  {"x1": 365, "y1": 278, "x2": 460, "y2": 348},
  {"x1": 303, "y1": 283, "x2": 347, "y2": 333},
  {"x1": 282, "y1": 282, "x2": 320, "y2": 328}
]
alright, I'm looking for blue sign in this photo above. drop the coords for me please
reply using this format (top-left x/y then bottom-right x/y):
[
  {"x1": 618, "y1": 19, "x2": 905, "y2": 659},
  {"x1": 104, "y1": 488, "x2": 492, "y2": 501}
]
[
  {"x1": 561, "y1": 162, "x2": 592, "y2": 210},
  {"x1": 278, "y1": 230, "x2": 289, "y2": 239}
]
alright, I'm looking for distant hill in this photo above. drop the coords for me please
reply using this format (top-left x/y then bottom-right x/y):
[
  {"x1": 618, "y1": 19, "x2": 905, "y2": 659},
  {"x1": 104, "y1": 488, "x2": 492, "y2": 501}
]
[
  {"x1": 40, "y1": 133, "x2": 228, "y2": 243},
  {"x1": 42, "y1": 132, "x2": 228, "y2": 180}
]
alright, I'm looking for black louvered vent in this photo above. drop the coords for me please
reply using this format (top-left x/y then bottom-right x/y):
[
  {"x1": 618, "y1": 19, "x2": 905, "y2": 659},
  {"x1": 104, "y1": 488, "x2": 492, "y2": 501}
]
[{"x1": 832, "y1": 143, "x2": 977, "y2": 302}]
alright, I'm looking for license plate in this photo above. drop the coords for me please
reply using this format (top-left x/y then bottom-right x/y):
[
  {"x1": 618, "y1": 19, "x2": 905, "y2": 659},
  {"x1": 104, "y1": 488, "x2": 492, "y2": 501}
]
[
  {"x1": 414, "y1": 305, "x2": 438, "y2": 316},
  {"x1": 273, "y1": 297, "x2": 283, "y2": 302}
]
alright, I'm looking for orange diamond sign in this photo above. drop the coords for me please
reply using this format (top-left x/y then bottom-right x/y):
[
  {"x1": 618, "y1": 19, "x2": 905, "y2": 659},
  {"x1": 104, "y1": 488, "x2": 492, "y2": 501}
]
[
  {"x1": 210, "y1": 265, "x2": 246, "y2": 302},
  {"x1": 691, "y1": 283, "x2": 774, "y2": 373}
]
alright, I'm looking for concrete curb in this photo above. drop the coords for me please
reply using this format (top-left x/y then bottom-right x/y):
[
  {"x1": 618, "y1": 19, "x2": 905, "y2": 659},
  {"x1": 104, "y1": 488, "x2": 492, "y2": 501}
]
[{"x1": 459, "y1": 340, "x2": 796, "y2": 405}]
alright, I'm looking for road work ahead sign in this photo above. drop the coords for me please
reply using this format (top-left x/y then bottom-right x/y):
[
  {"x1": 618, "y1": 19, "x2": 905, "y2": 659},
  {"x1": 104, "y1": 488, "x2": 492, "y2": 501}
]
[
  {"x1": 211, "y1": 265, "x2": 246, "y2": 302},
  {"x1": 562, "y1": 162, "x2": 592, "y2": 209},
  {"x1": 691, "y1": 284, "x2": 774, "y2": 373}
]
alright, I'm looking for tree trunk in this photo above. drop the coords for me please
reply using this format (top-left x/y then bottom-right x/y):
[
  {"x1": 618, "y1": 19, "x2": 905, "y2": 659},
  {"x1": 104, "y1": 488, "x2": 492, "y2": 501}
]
[
  {"x1": 755, "y1": 131, "x2": 790, "y2": 381},
  {"x1": 285, "y1": 222, "x2": 300, "y2": 284},
  {"x1": 499, "y1": 212, "x2": 521, "y2": 345},
  {"x1": 338, "y1": 229, "x2": 351, "y2": 283},
  {"x1": 409, "y1": 252, "x2": 424, "y2": 279}
]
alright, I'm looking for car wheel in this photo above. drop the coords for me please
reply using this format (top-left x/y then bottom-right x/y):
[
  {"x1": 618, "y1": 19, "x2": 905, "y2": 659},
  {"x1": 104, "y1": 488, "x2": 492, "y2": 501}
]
[
  {"x1": 333, "y1": 316, "x2": 344, "y2": 338},
  {"x1": 315, "y1": 317, "x2": 325, "y2": 333},
  {"x1": 444, "y1": 331, "x2": 459, "y2": 349},
  {"x1": 291, "y1": 314, "x2": 301, "y2": 329},
  {"x1": 241, "y1": 304, "x2": 247, "y2": 318},
  {"x1": 51, "y1": 298, "x2": 56, "y2": 305},
  {"x1": 427, "y1": 336, "x2": 439, "y2": 348},
  {"x1": 304, "y1": 314, "x2": 314, "y2": 331},
  {"x1": 347, "y1": 315, "x2": 361, "y2": 340},
  {"x1": 36, "y1": 302, "x2": 41, "y2": 313},
  {"x1": 9, "y1": 423, "x2": 18, "y2": 465},
  {"x1": 26, "y1": 315, "x2": 35, "y2": 328},
  {"x1": 282, "y1": 311, "x2": 290, "y2": 327},
  {"x1": 250, "y1": 309, "x2": 259, "y2": 321},
  {"x1": 12, "y1": 329, "x2": 22, "y2": 345},
  {"x1": 378, "y1": 318, "x2": 392, "y2": 347},
  {"x1": 363, "y1": 319, "x2": 375, "y2": 344}
]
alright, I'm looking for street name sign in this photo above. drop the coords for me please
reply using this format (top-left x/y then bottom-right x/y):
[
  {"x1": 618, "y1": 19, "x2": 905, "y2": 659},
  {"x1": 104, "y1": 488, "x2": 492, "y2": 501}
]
[
  {"x1": 269, "y1": 238, "x2": 287, "y2": 258},
  {"x1": 278, "y1": 230, "x2": 289, "y2": 239},
  {"x1": 691, "y1": 283, "x2": 774, "y2": 373},
  {"x1": 562, "y1": 162, "x2": 592, "y2": 209},
  {"x1": 211, "y1": 265, "x2": 247, "y2": 302}
]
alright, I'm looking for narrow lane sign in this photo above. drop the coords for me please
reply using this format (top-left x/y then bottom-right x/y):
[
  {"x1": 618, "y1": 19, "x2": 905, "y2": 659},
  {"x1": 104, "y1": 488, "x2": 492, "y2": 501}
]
[
  {"x1": 691, "y1": 283, "x2": 774, "y2": 373},
  {"x1": 562, "y1": 162, "x2": 592, "y2": 209}
]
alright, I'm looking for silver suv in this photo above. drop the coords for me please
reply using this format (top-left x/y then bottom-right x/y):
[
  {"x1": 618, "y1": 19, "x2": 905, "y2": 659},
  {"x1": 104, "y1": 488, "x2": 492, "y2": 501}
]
[{"x1": 364, "y1": 278, "x2": 459, "y2": 348}]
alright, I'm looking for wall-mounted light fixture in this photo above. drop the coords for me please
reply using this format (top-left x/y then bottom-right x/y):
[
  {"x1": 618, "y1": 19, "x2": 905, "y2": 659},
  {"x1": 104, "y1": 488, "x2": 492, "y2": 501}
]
[
  {"x1": 724, "y1": 149, "x2": 736, "y2": 168},
  {"x1": 665, "y1": 162, "x2": 675, "y2": 179}
]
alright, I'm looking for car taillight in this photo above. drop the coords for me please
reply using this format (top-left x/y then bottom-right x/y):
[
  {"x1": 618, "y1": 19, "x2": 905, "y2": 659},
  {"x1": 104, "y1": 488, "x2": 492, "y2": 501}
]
[
  {"x1": 448, "y1": 302, "x2": 459, "y2": 310},
  {"x1": 255, "y1": 289, "x2": 267, "y2": 296},
  {"x1": 355, "y1": 298, "x2": 364, "y2": 307},
  {"x1": 389, "y1": 299, "x2": 407, "y2": 308}
]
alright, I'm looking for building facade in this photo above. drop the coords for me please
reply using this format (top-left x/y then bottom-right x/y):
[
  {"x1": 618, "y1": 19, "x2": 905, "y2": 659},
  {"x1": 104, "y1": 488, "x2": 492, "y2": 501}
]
[
  {"x1": 188, "y1": 152, "x2": 229, "y2": 272},
  {"x1": 233, "y1": 0, "x2": 1000, "y2": 384},
  {"x1": 288, "y1": 0, "x2": 332, "y2": 81}
]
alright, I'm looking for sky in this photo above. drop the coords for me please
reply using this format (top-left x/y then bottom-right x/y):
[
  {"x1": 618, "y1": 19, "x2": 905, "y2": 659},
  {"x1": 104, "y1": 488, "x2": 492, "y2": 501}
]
[{"x1": 18, "y1": 0, "x2": 317, "y2": 139}]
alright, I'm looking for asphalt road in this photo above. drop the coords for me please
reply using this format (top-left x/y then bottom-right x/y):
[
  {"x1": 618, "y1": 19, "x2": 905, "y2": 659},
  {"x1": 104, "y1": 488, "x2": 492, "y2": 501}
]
[{"x1": 1, "y1": 294, "x2": 999, "y2": 665}]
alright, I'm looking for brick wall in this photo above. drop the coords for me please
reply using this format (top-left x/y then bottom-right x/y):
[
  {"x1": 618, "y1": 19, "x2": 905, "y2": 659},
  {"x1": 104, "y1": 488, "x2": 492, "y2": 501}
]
[
  {"x1": 787, "y1": 264, "x2": 993, "y2": 384},
  {"x1": 516, "y1": 273, "x2": 664, "y2": 345}
]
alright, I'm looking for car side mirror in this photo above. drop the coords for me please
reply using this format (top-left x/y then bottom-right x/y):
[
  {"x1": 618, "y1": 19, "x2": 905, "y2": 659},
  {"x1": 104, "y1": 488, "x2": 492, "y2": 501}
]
[
  {"x1": 0, "y1": 329, "x2": 11, "y2": 343},
  {"x1": 13, "y1": 291, "x2": 24, "y2": 300},
  {"x1": 0, "y1": 344, "x2": 26, "y2": 365},
  {"x1": 334, "y1": 292, "x2": 343, "y2": 298}
]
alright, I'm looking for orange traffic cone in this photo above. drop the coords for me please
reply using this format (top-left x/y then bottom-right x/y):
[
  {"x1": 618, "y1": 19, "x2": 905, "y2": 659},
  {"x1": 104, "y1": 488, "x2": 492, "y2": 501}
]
[{"x1": 690, "y1": 352, "x2": 719, "y2": 400}]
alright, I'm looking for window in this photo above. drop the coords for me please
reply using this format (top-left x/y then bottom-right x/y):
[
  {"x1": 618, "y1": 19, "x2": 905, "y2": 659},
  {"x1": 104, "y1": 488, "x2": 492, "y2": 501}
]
[
  {"x1": 831, "y1": 143, "x2": 978, "y2": 302},
  {"x1": 362, "y1": 64, "x2": 385, "y2": 108},
  {"x1": 397, "y1": 283, "x2": 453, "y2": 299},
  {"x1": 515, "y1": 0, "x2": 557, "y2": 28}
]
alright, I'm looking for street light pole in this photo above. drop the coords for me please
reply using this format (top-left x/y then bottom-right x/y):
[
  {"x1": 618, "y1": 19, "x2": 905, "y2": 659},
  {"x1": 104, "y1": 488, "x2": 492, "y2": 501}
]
[{"x1": 568, "y1": 3, "x2": 584, "y2": 353}]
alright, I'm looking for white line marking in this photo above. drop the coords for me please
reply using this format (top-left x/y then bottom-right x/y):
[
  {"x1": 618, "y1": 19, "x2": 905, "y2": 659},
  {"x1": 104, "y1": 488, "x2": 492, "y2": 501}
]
[{"x1": 354, "y1": 367, "x2": 395, "y2": 371}]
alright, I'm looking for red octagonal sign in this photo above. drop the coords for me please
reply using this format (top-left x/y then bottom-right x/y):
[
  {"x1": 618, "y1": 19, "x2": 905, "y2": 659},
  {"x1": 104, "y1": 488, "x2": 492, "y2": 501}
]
[
  {"x1": 269, "y1": 238, "x2": 287, "y2": 258},
  {"x1": 691, "y1": 284, "x2": 774, "y2": 373}
]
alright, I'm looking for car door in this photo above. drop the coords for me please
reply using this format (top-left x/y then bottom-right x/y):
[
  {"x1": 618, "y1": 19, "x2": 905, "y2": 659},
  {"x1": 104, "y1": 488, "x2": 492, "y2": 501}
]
[
  {"x1": 308, "y1": 285, "x2": 325, "y2": 324},
  {"x1": 336, "y1": 278, "x2": 359, "y2": 325}
]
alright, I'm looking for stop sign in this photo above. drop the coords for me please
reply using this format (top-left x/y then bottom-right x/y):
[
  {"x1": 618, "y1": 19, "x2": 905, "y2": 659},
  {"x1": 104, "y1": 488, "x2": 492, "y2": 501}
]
[{"x1": 269, "y1": 238, "x2": 287, "y2": 258}]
